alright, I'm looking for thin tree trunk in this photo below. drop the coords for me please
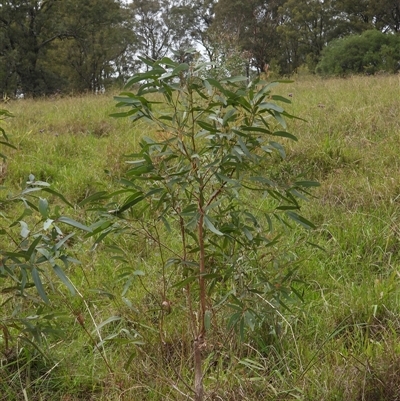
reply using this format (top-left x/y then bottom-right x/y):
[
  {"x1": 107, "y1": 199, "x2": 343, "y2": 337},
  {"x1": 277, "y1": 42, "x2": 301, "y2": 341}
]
[
  {"x1": 194, "y1": 335, "x2": 204, "y2": 401},
  {"x1": 194, "y1": 211, "x2": 206, "y2": 401}
]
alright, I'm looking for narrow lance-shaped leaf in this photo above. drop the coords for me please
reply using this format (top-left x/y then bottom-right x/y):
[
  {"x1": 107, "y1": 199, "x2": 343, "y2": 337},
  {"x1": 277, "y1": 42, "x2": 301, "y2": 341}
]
[
  {"x1": 26, "y1": 235, "x2": 43, "y2": 261},
  {"x1": 31, "y1": 268, "x2": 50, "y2": 304},
  {"x1": 286, "y1": 211, "x2": 316, "y2": 229},
  {"x1": 204, "y1": 216, "x2": 224, "y2": 236},
  {"x1": 53, "y1": 265, "x2": 75, "y2": 295},
  {"x1": 56, "y1": 217, "x2": 92, "y2": 232}
]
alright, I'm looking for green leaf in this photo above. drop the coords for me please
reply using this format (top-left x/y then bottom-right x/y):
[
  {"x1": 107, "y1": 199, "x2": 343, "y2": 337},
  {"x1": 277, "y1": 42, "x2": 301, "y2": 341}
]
[
  {"x1": 38, "y1": 198, "x2": 49, "y2": 219},
  {"x1": 55, "y1": 232, "x2": 75, "y2": 250},
  {"x1": 237, "y1": 137, "x2": 253, "y2": 159},
  {"x1": 32, "y1": 268, "x2": 50, "y2": 304},
  {"x1": 276, "y1": 205, "x2": 299, "y2": 211},
  {"x1": 239, "y1": 317, "x2": 245, "y2": 340},
  {"x1": 26, "y1": 179, "x2": 50, "y2": 187},
  {"x1": 110, "y1": 110, "x2": 139, "y2": 118},
  {"x1": 244, "y1": 310, "x2": 255, "y2": 331},
  {"x1": 0, "y1": 140, "x2": 17, "y2": 150},
  {"x1": 26, "y1": 235, "x2": 43, "y2": 260},
  {"x1": 204, "y1": 199, "x2": 222, "y2": 212},
  {"x1": 258, "y1": 102, "x2": 284, "y2": 113},
  {"x1": 20, "y1": 221, "x2": 30, "y2": 238},
  {"x1": 204, "y1": 78, "x2": 225, "y2": 92},
  {"x1": 286, "y1": 211, "x2": 316, "y2": 229},
  {"x1": 306, "y1": 241, "x2": 327, "y2": 252},
  {"x1": 41, "y1": 187, "x2": 73, "y2": 208},
  {"x1": 295, "y1": 180, "x2": 320, "y2": 188},
  {"x1": 222, "y1": 75, "x2": 248, "y2": 83},
  {"x1": 172, "y1": 63, "x2": 189, "y2": 74},
  {"x1": 269, "y1": 141, "x2": 286, "y2": 158},
  {"x1": 160, "y1": 215, "x2": 171, "y2": 232},
  {"x1": 197, "y1": 120, "x2": 217, "y2": 133},
  {"x1": 271, "y1": 95, "x2": 292, "y2": 104},
  {"x1": 172, "y1": 275, "x2": 196, "y2": 289},
  {"x1": 125, "y1": 69, "x2": 165, "y2": 87},
  {"x1": 204, "y1": 216, "x2": 224, "y2": 236},
  {"x1": 242, "y1": 227, "x2": 253, "y2": 241},
  {"x1": 53, "y1": 265, "x2": 75, "y2": 295},
  {"x1": 204, "y1": 79, "x2": 213, "y2": 95},
  {"x1": 273, "y1": 111, "x2": 287, "y2": 129},
  {"x1": 271, "y1": 131, "x2": 298, "y2": 141},
  {"x1": 86, "y1": 220, "x2": 112, "y2": 237},
  {"x1": 56, "y1": 217, "x2": 92, "y2": 232},
  {"x1": 222, "y1": 108, "x2": 237, "y2": 126},
  {"x1": 0, "y1": 109, "x2": 14, "y2": 118},
  {"x1": 227, "y1": 312, "x2": 241, "y2": 330},
  {"x1": 133, "y1": 270, "x2": 145, "y2": 276},
  {"x1": 117, "y1": 193, "x2": 145, "y2": 213},
  {"x1": 92, "y1": 316, "x2": 122, "y2": 334},
  {"x1": 241, "y1": 126, "x2": 271, "y2": 134},
  {"x1": 157, "y1": 57, "x2": 177, "y2": 67},
  {"x1": 78, "y1": 191, "x2": 108, "y2": 207},
  {"x1": 20, "y1": 187, "x2": 43, "y2": 196},
  {"x1": 43, "y1": 218, "x2": 53, "y2": 230}
]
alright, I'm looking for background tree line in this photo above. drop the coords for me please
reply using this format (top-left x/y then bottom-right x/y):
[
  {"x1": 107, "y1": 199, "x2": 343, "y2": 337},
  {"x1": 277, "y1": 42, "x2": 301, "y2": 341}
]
[{"x1": 1, "y1": 0, "x2": 399, "y2": 97}]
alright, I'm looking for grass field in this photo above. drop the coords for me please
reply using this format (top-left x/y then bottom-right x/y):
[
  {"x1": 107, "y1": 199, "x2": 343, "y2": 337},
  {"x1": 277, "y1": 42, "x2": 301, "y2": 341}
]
[{"x1": 1, "y1": 73, "x2": 400, "y2": 400}]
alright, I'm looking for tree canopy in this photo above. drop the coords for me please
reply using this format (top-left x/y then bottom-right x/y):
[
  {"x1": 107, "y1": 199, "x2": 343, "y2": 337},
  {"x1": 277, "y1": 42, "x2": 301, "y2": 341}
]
[
  {"x1": 1, "y1": 0, "x2": 399, "y2": 96},
  {"x1": 316, "y1": 29, "x2": 400, "y2": 75}
]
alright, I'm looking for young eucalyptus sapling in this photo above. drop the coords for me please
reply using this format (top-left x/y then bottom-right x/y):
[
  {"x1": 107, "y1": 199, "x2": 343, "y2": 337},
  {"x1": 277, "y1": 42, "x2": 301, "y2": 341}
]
[
  {"x1": 1, "y1": 109, "x2": 92, "y2": 360},
  {"x1": 94, "y1": 55, "x2": 317, "y2": 400}
]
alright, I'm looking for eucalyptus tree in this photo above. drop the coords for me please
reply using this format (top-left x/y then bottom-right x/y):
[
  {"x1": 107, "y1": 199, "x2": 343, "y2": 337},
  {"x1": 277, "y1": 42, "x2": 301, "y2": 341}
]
[
  {"x1": 335, "y1": 0, "x2": 400, "y2": 33},
  {"x1": 277, "y1": 0, "x2": 400, "y2": 73},
  {"x1": 210, "y1": 0, "x2": 285, "y2": 75},
  {"x1": 128, "y1": 0, "x2": 201, "y2": 67},
  {"x1": 0, "y1": 0, "x2": 73, "y2": 96},
  {"x1": 46, "y1": 0, "x2": 134, "y2": 92},
  {"x1": 0, "y1": 0, "x2": 132, "y2": 95},
  {"x1": 90, "y1": 53, "x2": 317, "y2": 400},
  {"x1": 277, "y1": 0, "x2": 340, "y2": 73}
]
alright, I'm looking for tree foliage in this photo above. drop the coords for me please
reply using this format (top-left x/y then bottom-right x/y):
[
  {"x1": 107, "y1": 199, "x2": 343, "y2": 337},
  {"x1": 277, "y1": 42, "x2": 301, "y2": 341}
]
[
  {"x1": 85, "y1": 53, "x2": 317, "y2": 399},
  {"x1": 335, "y1": 0, "x2": 400, "y2": 33},
  {"x1": 0, "y1": 0, "x2": 73, "y2": 96},
  {"x1": 46, "y1": 0, "x2": 133, "y2": 92},
  {"x1": 278, "y1": 0, "x2": 345, "y2": 73},
  {"x1": 1, "y1": 0, "x2": 400, "y2": 96},
  {"x1": 316, "y1": 30, "x2": 400, "y2": 75},
  {"x1": 128, "y1": 0, "x2": 199, "y2": 62},
  {"x1": 0, "y1": 0, "x2": 131, "y2": 95},
  {"x1": 211, "y1": 0, "x2": 284, "y2": 74}
]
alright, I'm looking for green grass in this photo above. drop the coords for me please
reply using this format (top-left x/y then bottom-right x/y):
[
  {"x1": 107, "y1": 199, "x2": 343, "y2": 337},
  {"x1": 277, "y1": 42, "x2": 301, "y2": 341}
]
[{"x1": 1, "y1": 75, "x2": 400, "y2": 400}]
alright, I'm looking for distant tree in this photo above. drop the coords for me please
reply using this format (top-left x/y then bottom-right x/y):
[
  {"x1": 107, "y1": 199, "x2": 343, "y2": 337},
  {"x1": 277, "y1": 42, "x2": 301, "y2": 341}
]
[
  {"x1": 335, "y1": 0, "x2": 400, "y2": 33},
  {"x1": 0, "y1": 0, "x2": 132, "y2": 96},
  {"x1": 45, "y1": 0, "x2": 133, "y2": 92},
  {"x1": 277, "y1": 0, "x2": 343, "y2": 74},
  {"x1": 316, "y1": 30, "x2": 400, "y2": 76},
  {"x1": 210, "y1": 0, "x2": 285, "y2": 74},
  {"x1": 188, "y1": 0, "x2": 217, "y2": 58},
  {"x1": 128, "y1": 0, "x2": 201, "y2": 68},
  {"x1": 0, "y1": 0, "x2": 74, "y2": 96}
]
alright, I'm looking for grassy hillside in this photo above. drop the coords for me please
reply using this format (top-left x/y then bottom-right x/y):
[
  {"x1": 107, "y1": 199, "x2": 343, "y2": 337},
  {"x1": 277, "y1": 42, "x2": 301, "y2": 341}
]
[{"x1": 1, "y1": 74, "x2": 400, "y2": 400}]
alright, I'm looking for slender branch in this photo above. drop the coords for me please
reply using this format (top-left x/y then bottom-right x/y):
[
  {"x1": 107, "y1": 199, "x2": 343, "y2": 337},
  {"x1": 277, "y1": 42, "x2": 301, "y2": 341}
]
[
  {"x1": 197, "y1": 211, "x2": 206, "y2": 336},
  {"x1": 178, "y1": 213, "x2": 197, "y2": 336}
]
